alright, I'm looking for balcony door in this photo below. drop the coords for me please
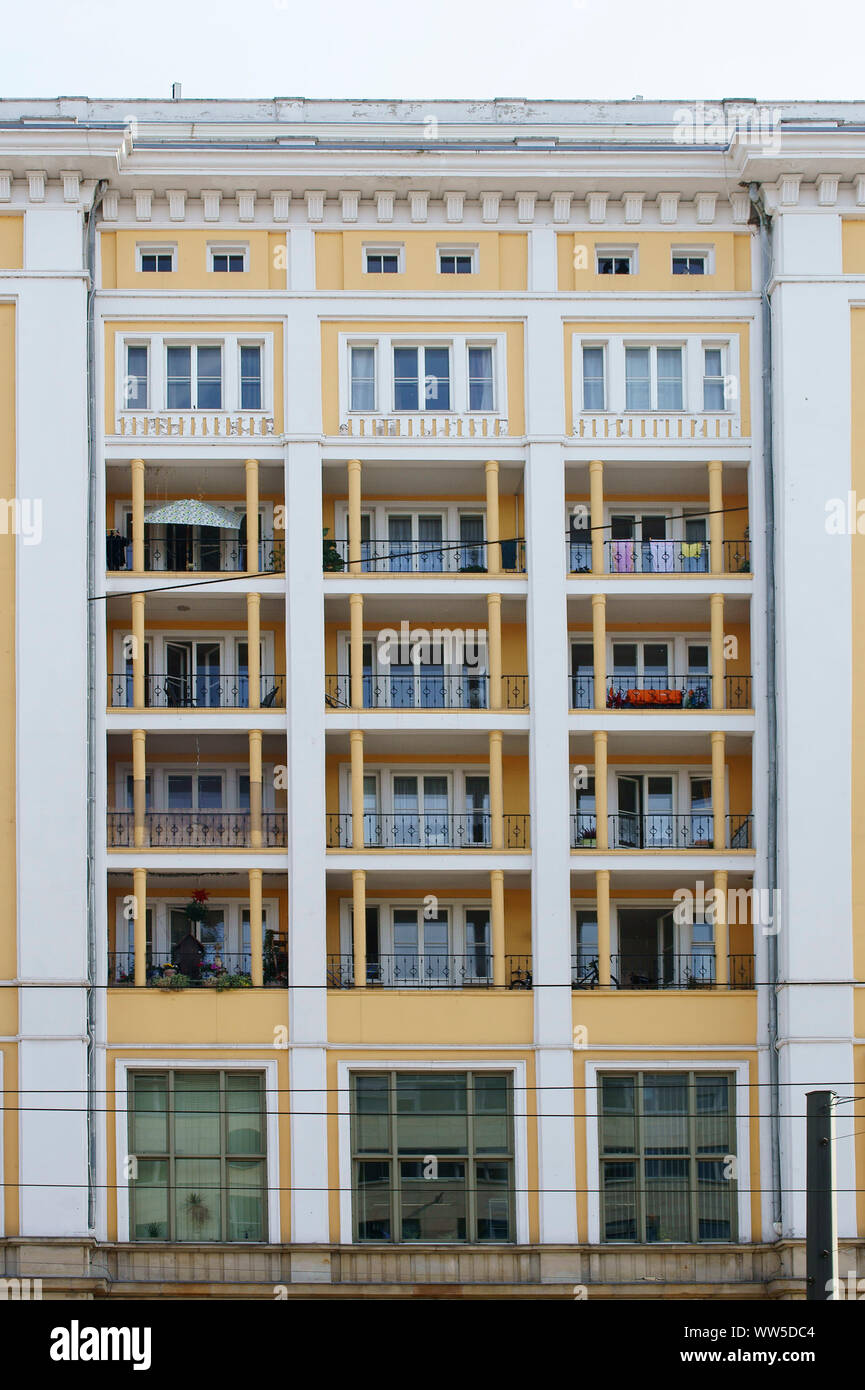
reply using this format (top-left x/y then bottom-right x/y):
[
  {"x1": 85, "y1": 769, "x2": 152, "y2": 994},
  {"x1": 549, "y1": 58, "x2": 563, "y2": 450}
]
[
  {"x1": 464, "y1": 909, "x2": 492, "y2": 983},
  {"x1": 616, "y1": 774, "x2": 674, "y2": 847},
  {"x1": 609, "y1": 514, "x2": 670, "y2": 573},
  {"x1": 169, "y1": 905, "x2": 225, "y2": 969},
  {"x1": 682, "y1": 515, "x2": 709, "y2": 572},
  {"x1": 571, "y1": 642, "x2": 594, "y2": 710},
  {"x1": 392, "y1": 907, "x2": 449, "y2": 984},
  {"x1": 164, "y1": 641, "x2": 221, "y2": 707},
  {"x1": 459, "y1": 515, "x2": 485, "y2": 571},
  {"x1": 616, "y1": 909, "x2": 675, "y2": 988},
  {"x1": 464, "y1": 776, "x2": 490, "y2": 846},
  {"x1": 391, "y1": 775, "x2": 450, "y2": 847},
  {"x1": 236, "y1": 640, "x2": 265, "y2": 707}
]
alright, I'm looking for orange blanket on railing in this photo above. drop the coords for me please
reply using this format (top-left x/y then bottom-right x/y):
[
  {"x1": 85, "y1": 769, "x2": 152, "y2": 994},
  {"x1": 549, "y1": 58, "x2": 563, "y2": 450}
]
[{"x1": 625, "y1": 688, "x2": 683, "y2": 707}]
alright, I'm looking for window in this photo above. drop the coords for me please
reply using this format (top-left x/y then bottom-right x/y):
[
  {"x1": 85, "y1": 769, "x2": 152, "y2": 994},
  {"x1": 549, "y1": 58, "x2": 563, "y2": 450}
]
[
  {"x1": 625, "y1": 346, "x2": 683, "y2": 411},
  {"x1": 599, "y1": 1071, "x2": 736, "y2": 1242},
  {"x1": 393, "y1": 345, "x2": 450, "y2": 412},
  {"x1": 438, "y1": 249, "x2": 476, "y2": 274},
  {"x1": 574, "y1": 910, "x2": 599, "y2": 979},
  {"x1": 138, "y1": 246, "x2": 175, "y2": 273},
  {"x1": 468, "y1": 346, "x2": 494, "y2": 411},
  {"x1": 703, "y1": 347, "x2": 726, "y2": 410},
  {"x1": 166, "y1": 345, "x2": 222, "y2": 410},
  {"x1": 350, "y1": 346, "x2": 376, "y2": 411},
  {"x1": 240, "y1": 345, "x2": 262, "y2": 410},
  {"x1": 128, "y1": 1070, "x2": 267, "y2": 1242},
  {"x1": 672, "y1": 252, "x2": 708, "y2": 276},
  {"x1": 596, "y1": 249, "x2": 633, "y2": 275},
  {"x1": 209, "y1": 246, "x2": 247, "y2": 273},
  {"x1": 365, "y1": 247, "x2": 402, "y2": 274},
  {"x1": 582, "y1": 346, "x2": 605, "y2": 410},
  {"x1": 351, "y1": 1071, "x2": 514, "y2": 1243},
  {"x1": 125, "y1": 345, "x2": 148, "y2": 409}
]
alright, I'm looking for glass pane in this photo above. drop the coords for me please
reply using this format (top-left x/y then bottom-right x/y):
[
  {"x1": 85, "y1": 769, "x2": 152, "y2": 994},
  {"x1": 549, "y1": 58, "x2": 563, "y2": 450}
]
[
  {"x1": 423, "y1": 346, "x2": 450, "y2": 410},
  {"x1": 582, "y1": 347, "x2": 605, "y2": 409},
  {"x1": 350, "y1": 347, "x2": 376, "y2": 411},
  {"x1": 226, "y1": 1074, "x2": 264, "y2": 1155},
  {"x1": 698, "y1": 1159, "x2": 732, "y2": 1239},
  {"x1": 355, "y1": 1075, "x2": 390, "y2": 1153},
  {"x1": 602, "y1": 1160, "x2": 637, "y2": 1239},
  {"x1": 643, "y1": 1074, "x2": 688, "y2": 1155},
  {"x1": 601, "y1": 1075, "x2": 635, "y2": 1154},
  {"x1": 656, "y1": 348, "x2": 683, "y2": 410},
  {"x1": 475, "y1": 1161, "x2": 511, "y2": 1240},
  {"x1": 197, "y1": 775, "x2": 223, "y2": 809},
  {"x1": 645, "y1": 1158, "x2": 690, "y2": 1241},
  {"x1": 396, "y1": 1073, "x2": 467, "y2": 1155},
  {"x1": 175, "y1": 1157, "x2": 221, "y2": 1240},
  {"x1": 196, "y1": 346, "x2": 222, "y2": 409},
  {"x1": 166, "y1": 346, "x2": 191, "y2": 409},
  {"x1": 393, "y1": 347, "x2": 419, "y2": 410},
  {"x1": 473, "y1": 1075, "x2": 509, "y2": 1153},
  {"x1": 132, "y1": 1074, "x2": 168, "y2": 1153},
  {"x1": 356, "y1": 1160, "x2": 392, "y2": 1240},
  {"x1": 625, "y1": 347, "x2": 651, "y2": 409},
  {"x1": 400, "y1": 1160, "x2": 466, "y2": 1241},
  {"x1": 696, "y1": 1076, "x2": 731, "y2": 1153},
  {"x1": 126, "y1": 345, "x2": 148, "y2": 408},
  {"x1": 131, "y1": 1158, "x2": 169, "y2": 1239},
  {"x1": 174, "y1": 1072, "x2": 220, "y2": 1155},
  {"x1": 227, "y1": 1159, "x2": 265, "y2": 1240},
  {"x1": 240, "y1": 346, "x2": 262, "y2": 410},
  {"x1": 704, "y1": 379, "x2": 726, "y2": 410},
  {"x1": 468, "y1": 346, "x2": 493, "y2": 410}
]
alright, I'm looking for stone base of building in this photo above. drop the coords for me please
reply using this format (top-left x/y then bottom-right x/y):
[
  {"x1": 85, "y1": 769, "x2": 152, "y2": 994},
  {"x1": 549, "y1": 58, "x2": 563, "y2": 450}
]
[{"x1": 3, "y1": 1238, "x2": 862, "y2": 1299}]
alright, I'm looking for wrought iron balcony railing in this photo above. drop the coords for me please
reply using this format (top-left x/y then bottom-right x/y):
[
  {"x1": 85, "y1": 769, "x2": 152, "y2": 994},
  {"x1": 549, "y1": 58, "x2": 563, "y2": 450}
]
[
  {"x1": 326, "y1": 811, "x2": 530, "y2": 850},
  {"x1": 108, "y1": 673, "x2": 285, "y2": 709},
  {"x1": 107, "y1": 810, "x2": 287, "y2": 848},
  {"x1": 569, "y1": 673, "x2": 751, "y2": 710},
  {"x1": 326, "y1": 536, "x2": 526, "y2": 574},
  {"x1": 108, "y1": 941, "x2": 288, "y2": 988},
  {"x1": 567, "y1": 537, "x2": 750, "y2": 575},
  {"x1": 327, "y1": 952, "x2": 533, "y2": 989},
  {"x1": 570, "y1": 812, "x2": 753, "y2": 850},
  {"x1": 571, "y1": 953, "x2": 755, "y2": 990},
  {"x1": 107, "y1": 537, "x2": 284, "y2": 574},
  {"x1": 325, "y1": 672, "x2": 529, "y2": 710}
]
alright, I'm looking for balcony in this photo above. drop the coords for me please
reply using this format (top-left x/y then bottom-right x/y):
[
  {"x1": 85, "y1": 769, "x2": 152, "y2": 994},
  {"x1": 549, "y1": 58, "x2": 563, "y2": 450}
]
[
  {"x1": 325, "y1": 673, "x2": 529, "y2": 711},
  {"x1": 570, "y1": 812, "x2": 753, "y2": 850},
  {"x1": 573, "y1": 412, "x2": 740, "y2": 442},
  {"x1": 571, "y1": 953, "x2": 754, "y2": 990},
  {"x1": 109, "y1": 938, "x2": 288, "y2": 988},
  {"x1": 570, "y1": 674, "x2": 751, "y2": 711},
  {"x1": 107, "y1": 811, "x2": 287, "y2": 848},
  {"x1": 107, "y1": 536, "x2": 284, "y2": 574},
  {"x1": 108, "y1": 674, "x2": 285, "y2": 710},
  {"x1": 114, "y1": 412, "x2": 275, "y2": 439},
  {"x1": 338, "y1": 413, "x2": 508, "y2": 440},
  {"x1": 567, "y1": 538, "x2": 750, "y2": 576},
  {"x1": 327, "y1": 812, "x2": 530, "y2": 850},
  {"x1": 326, "y1": 536, "x2": 526, "y2": 575},
  {"x1": 327, "y1": 952, "x2": 533, "y2": 989}
]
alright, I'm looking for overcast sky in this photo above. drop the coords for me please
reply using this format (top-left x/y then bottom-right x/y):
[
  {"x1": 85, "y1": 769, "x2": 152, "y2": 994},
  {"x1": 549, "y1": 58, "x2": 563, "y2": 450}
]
[{"x1": 0, "y1": 0, "x2": 862, "y2": 103}]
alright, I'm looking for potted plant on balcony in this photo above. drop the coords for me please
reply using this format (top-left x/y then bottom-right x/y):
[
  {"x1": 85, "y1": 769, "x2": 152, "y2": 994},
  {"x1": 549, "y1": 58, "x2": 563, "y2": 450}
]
[
  {"x1": 185, "y1": 888, "x2": 211, "y2": 926},
  {"x1": 322, "y1": 528, "x2": 344, "y2": 571},
  {"x1": 577, "y1": 825, "x2": 597, "y2": 848}
]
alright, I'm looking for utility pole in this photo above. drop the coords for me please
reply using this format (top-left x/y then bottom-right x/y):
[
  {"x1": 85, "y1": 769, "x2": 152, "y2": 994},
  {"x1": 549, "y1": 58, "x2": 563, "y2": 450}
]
[{"x1": 806, "y1": 1090, "x2": 838, "y2": 1300}]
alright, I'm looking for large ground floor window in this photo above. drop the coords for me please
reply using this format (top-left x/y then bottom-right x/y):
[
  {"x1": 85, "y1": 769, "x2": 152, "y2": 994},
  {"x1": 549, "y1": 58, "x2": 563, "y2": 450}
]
[
  {"x1": 351, "y1": 1071, "x2": 514, "y2": 1243},
  {"x1": 128, "y1": 1070, "x2": 267, "y2": 1242},
  {"x1": 599, "y1": 1071, "x2": 737, "y2": 1243}
]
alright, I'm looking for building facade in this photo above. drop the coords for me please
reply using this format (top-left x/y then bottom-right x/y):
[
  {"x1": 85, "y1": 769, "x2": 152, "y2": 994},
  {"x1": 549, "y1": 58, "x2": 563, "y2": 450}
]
[{"x1": 0, "y1": 96, "x2": 862, "y2": 1298}]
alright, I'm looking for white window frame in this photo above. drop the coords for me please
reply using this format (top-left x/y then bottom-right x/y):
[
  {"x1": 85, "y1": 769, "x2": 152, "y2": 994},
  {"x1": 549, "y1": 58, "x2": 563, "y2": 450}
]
[
  {"x1": 112, "y1": 629, "x2": 274, "y2": 679},
  {"x1": 362, "y1": 244, "x2": 405, "y2": 275},
  {"x1": 340, "y1": 764, "x2": 489, "y2": 817},
  {"x1": 671, "y1": 245, "x2": 715, "y2": 276},
  {"x1": 117, "y1": 332, "x2": 273, "y2": 417},
  {"x1": 584, "y1": 1058, "x2": 751, "y2": 1244},
  {"x1": 348, "y1": 341, "x2": 378, "y2": 412},
  {"x1": 208, "y1": 243, "x2": 249, "y2": 273},
  {"x1": 337, "y1": 1059, "x2": 530, "y2": 1245},
  {"x1": 624, "y1": 342, "x2": 686, "y2": 412},
  {"x1": 574, "y1": 333, "x2": 738, "y2": 417},
  {"x1": 136, "y1": 244, "x2": 177, "y2": 273},
  {"x1": 437, "y1": 245, "x2": 478, "y2": 275},
  {"x1": 339, "y1": 332, "x2": 507, "y2": 420},
  {"x1": 116, "y1": 764, "x2": 274, "y2": 812},
  {"x1": 339, "y1": 897, "x2": 492, "y2": 959},
  {"x1": 114, "y1": 896, "x2": 278, "y2": 960},
  {"x1": 595, "y1": 245, "x2": 637, "y2": 275},
  {"x1": 114, "y1": 1056, "x2": 281, "y2": 1244}
]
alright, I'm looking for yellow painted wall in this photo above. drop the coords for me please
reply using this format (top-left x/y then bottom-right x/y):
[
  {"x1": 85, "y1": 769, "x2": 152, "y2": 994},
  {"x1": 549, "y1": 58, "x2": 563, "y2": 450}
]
[
  {"x1": 563, "y1": 320, "x2": 752, "y2": 437},
  {"x1": 320, "y1": 319, "x2": 525, "y2": 435},
  {"x1": 842, "y1": 221, "x2": 865, "y2": 273},
  {"x1": 104, "y1": 320, "x2": 285, "y2": 433},
  {"x1": 557, "y1": 232, "x2": 752, "y2": 292},
  {"x1": 0, "y1": 217, "x2": 23, "y2": 270},
  {"x1": 315, "y1": 231, "x2": 528, "y2": 292},
  {"x1": 100, "y1": 230, "x2": 287, "y2": 291}
]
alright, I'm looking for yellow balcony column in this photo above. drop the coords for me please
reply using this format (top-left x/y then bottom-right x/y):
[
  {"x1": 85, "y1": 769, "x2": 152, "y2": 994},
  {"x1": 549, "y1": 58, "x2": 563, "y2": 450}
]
[
  {"x1": 592, "y1": 593, "x2": 606, "y2": 712},
  {"x1": 131, "y1": 592, "x2": 145, "y2": 711},
  {"x1": 249, "y1": 729, "x2": 263, "y2": 849},
  {"x1": 347, "y1": 457, "x2": 362, "y2": 575},
  {"x1": 707, "y1": 459, "x2": 723, "y2": 576},
  {"x1": 485, "y1": 459, "x2": 501, "y2": 576},
  {"x1": 713, "y1": 869, "x2": 729, "y2": 986},
  {"x1": 487, "y1": 592, "x2": 502, "y2": 711},
  {"x1": 589, "y1": 459, "x2": 604, "y2": 575},
  {"x1": 131, "y1": 457, "x2": 145, "y2": 574},
  {"x1": 711, "y1": 730, "x2": 726, "y2": 850},
  {"x1": 593, "y1": 730, "x2": 608, "y2": 850},
  {"x1": 245, "y1": 457, "x2": 259, "y2": 575},
  {"x1": 249, "y1": 868, "x2": 264, "y2": 987},
  {"x1": 350, "y1": 593, "x2": 365, "y2": 710},
  {"x1": 132, "y1": 867, "x2": 147, "y2": 988},
  {"x1": 489, "y1": 730, "x2": 504, "y2": 850},
  {"x1": 350, "y1": 729, "x2": 365, "y2": 849},
  {"x1": 247, "y1": 592, "x2": 261, "y2": 712},
  {"x1": 710, "y1": 593, "x2": 725, "y2": 711},
  {"x1": 132, "y1": 728, "x2": 147, "y2": 849},
  {"x1": 596, "y1": 869, "x2": 611, "y2": 987},
  {"x1": 490, "y1": 868, "x2": 505, "y2": 987},
  {"x1": 352, "y1": 868, "x2": 367, "y2": 988}
]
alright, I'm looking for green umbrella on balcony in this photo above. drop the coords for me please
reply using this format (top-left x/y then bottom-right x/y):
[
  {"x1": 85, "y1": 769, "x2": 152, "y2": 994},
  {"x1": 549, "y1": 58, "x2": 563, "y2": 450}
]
[{"x1": 143, "y1": 499, "x2": 244, "y2": 528}]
